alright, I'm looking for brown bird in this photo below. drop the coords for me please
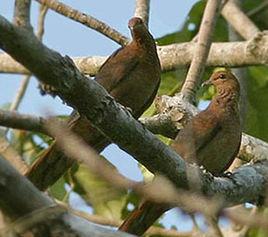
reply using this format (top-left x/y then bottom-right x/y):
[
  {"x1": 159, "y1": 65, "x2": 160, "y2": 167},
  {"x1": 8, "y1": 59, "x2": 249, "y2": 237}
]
[
  {"x1": 25, "y1": 17, "x2": 161, "y2": 190},
  {"x1": 119, "y1": 70, "x2": 242, "y2": 235}
]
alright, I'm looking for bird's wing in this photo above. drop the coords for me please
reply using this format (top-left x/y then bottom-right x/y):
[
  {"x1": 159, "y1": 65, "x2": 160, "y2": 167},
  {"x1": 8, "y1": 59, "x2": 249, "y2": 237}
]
[
  {"x1": 175, "y1": 111, "x2": 221, "y2": 154},
  {"x1": 190, "y1": 111, "x2": 222, "y2": 153},
  {"x1": 95, "y1": 46, "x2": 139, "y2": 92}
]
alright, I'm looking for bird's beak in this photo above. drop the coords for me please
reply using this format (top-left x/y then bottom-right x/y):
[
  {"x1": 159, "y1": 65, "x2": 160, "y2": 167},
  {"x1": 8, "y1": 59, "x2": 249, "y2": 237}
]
[{"x1": 201, "y1": 79, "x2": 212, "y2": 87}]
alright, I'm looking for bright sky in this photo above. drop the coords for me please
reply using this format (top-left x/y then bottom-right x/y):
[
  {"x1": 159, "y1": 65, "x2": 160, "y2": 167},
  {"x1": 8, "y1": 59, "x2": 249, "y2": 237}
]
[{"x1": 0, "y1": 0, "x2": 208, "y2": 231}]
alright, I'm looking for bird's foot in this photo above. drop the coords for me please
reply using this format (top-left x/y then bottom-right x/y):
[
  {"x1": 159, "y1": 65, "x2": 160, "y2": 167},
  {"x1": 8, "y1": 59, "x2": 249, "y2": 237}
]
[
  {"x1": 198, "y1": 166, "x2": 214, "y2": 181},
  {"x1": 125, "y1": 106, "x2": 133, "y2": 115},
  {"x1": 221, "y1": 171, "x2": 233, "y2": 178},
  {"x1": 199, "y1": 165, "x2": 208, "y2": 173},
  {"x1": 39, "y1": 83, "x2": 57, "y2": 97}
]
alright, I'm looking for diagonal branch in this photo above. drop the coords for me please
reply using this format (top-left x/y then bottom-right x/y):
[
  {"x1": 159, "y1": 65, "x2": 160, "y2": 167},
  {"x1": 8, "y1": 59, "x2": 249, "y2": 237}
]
[
  {"x1": 0, "y1": 15, "x2": 267, "y2": 207},
  {"x1": 34, "y1": 0, "x2": 129, "y2": 46},
  {"x1": 0, "y1": 155, "x2": 134, "y2": 237},
  {"x1": 222, "y1": 0, "x2": 260, "y2": 40},
  {"x1": 1, "y1": 106, "x2": 267, "y2": 165},
  {"x1": 181, "y1": 0, "x2": 221, "y2": 102}
]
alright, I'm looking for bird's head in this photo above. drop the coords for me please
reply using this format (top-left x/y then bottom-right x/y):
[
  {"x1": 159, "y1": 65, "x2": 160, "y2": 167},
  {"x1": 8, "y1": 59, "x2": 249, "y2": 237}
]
[
  {"x1": 128, "y1": 17, "x2": 144, "y2": 30},
  {"x1": 128, "y1": 17, "x2": 150, "y2": 43},
  {"x1": 202, "y1": 70, "x2": 240, "y2": 94}
]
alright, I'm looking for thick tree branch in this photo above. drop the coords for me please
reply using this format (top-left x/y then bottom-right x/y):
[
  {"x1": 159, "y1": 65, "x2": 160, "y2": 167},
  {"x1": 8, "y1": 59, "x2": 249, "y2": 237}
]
[
  {"x1": 222, "y1": 0, "x2": 260, "y2": 40},
  {"x1": 134, "y1": 0, "x2": 150, "y2": 27},
  {"x1": 181, "y1": 0, "x2": 221, "y2": 102},
  {"x1": 2, "y1": 32, "x2": 268, "y2": 75},
  {"x1": 1, "y1": 100, "x2": 268, "y2": 166},
  {"x1": 34, "y1": 0, "x2": 129, "y2": 46},
  {"x1": 0, "y1": 16, "x2": 267, "y2": 207},
  {"x1": 0, "y1": 155, "x2": 134, "y2": 237},
  {"x1": 0, "y1": 156, "x2": 52, "y2": 220}
]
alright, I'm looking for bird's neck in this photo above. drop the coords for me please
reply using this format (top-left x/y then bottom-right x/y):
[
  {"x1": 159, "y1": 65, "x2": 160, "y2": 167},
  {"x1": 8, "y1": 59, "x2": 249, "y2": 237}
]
[
  {"x1": 209, "y1": 87, "x2": 239, "y2": 113},
  {"x1": 132, "y1": 30, "x2": 156, "y2": 50}
]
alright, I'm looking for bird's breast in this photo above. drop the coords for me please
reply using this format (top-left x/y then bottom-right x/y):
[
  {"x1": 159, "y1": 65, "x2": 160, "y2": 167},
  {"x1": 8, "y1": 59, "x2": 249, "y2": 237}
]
[{"x1": 110, "y1": 62, "x2": 160, "y2": 118}]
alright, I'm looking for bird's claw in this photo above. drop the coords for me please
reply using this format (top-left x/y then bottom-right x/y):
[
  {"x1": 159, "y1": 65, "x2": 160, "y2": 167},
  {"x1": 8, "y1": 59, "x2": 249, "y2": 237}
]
[
  {"x1": 125, "y1": 106, "x2": 133, "y2": 115},
  {"x1": 222, "y1": 171, "x2": 233, "y2": 178},
  {"x1": 39, "y1": 83, "x2": 57, "y2": 97},
  {"x1": 200, "y1": 165, "x2": 207, "y2": 173}
]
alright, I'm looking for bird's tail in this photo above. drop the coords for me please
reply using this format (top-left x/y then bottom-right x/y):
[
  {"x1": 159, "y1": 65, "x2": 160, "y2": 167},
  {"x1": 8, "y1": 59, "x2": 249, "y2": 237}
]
[
  {"x1": 24, "y1": 141, "x2": 72, "y2": 191},
  {"x1": 25, "y1": 116, "x2": 110, "y2": 191},
  {"x1": 119, "y1": 201, "x2": 169, "y2": 236}
]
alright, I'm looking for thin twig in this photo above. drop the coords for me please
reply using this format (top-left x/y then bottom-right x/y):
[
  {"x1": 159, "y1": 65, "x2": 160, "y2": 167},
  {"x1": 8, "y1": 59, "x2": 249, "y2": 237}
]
[
  {"x1": 0, "y1": 136, "x2": 28, "y2": 174},
  {"x1": 235, "y1": 207, "x2": 257, "y2": 236},
  {"x1": 222, "y1": 0, "x2": 260, "y2": 40},
  {"x1": 59, "y1": 205, "x2": 193, "y2": 237},
  {"x1": 134, "y1": 0, "x2": 150, "y2": 27},
  {"x1": 10, "y1": 5, "x2": 48, "y2": 112},
  {"x1": 206, "y1": 216, "x2": 223, "y2": 237},
  {"x1": 0, "y1": 109, "x2": 48, "y2": 135},
  {"x1": 36, "y1": 4, "x2": 48, "y2": 40},
  {"x1": 9, "y1": 75, "x2": 31, "y2": 111},
  {"x1": 247, "y1": 1, "x2": 268, "y2": 17},
  {"x1": 181, "y1": 0, "x2": 221, "y2": 103},
  {"x1": 227, "y1": 0, "x2": 248, "y2": 127},
  {"x1": 34, "y1": 0, "x2": 129, "y2": 46},
  {"x1": 13, "y1": 0, "x2": 32, "y2": 29},
  {"x1": 224, "y1": 206, "x2": 268, "y2": 230}
]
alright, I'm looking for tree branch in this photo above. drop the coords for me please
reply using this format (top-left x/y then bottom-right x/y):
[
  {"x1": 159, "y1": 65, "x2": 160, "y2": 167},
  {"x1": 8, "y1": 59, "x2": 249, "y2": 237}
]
[
  {"x1": 1, "y1": 98, "x2": 268, "y2": 166},
  {"x1": 134, "y1": 0, "x2": 150, "y2": 27},
  {"x1": 222, "y1": 0, "x2": 260, "y2": 40},
  {"x1": 0, "y1": 156, "x2": 52, "y2": 220},
  {"x1": 0, "y1": 109, "x2": 47, "y2": 135},
  {"x1": 0, "y1": 136, "x2": 28, "y2": 174},
  {"x1": 70, "y1": 209, "x2": 193, "y2": 237},
  {"x1": 247, "y1": 1, "x2": 268, "y2": 17},
  {"x1": 0, "y1": 15, "x2": 267, "y2": 207},
  {"x1": 2, "y1": 32, "x2": 268, "y2": 75},
  {"x1": 0, "y1": 155, "x2": 134, "y2": 237},
  {"x1": 13, "y1": 0, "x2": 32, "y2": 29},
  {"x1": 181, "y1": 0, "x2": 221, "y2": 102},
  {"x1": 9, "y1": 5, "x2": 48, "y2": 112},
  {"x1": 34, "y1": 0, "x2": 129, "y2": 46}
]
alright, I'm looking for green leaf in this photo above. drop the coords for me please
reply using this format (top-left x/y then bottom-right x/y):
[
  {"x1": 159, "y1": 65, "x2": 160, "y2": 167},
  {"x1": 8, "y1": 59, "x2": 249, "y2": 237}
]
[
  {"x1": 71, "y1": 161, "x2": 127, "y2": 220},
  {"x1": 245, "y1": 66, "x2": 268, "y2": 141},
  {"x1": 49, "y1": 176, "x2": 67, "y2": 201}
]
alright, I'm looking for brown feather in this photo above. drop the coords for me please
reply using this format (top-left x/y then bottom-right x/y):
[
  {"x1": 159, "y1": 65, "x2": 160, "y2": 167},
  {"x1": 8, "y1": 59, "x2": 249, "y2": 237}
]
[
  {"x1": 119, "y1": 70, "x2": 242, "y2": 235},
  {"x1": 26, "y1": 17, "x2": 161, "y2": 190}
]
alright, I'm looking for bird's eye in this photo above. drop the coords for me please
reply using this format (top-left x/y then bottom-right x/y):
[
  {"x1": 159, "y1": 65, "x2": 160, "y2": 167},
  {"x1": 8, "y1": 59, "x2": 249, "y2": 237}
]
[{"x1": 219, "y1": 74, "x2": 226, "y2": 79}]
